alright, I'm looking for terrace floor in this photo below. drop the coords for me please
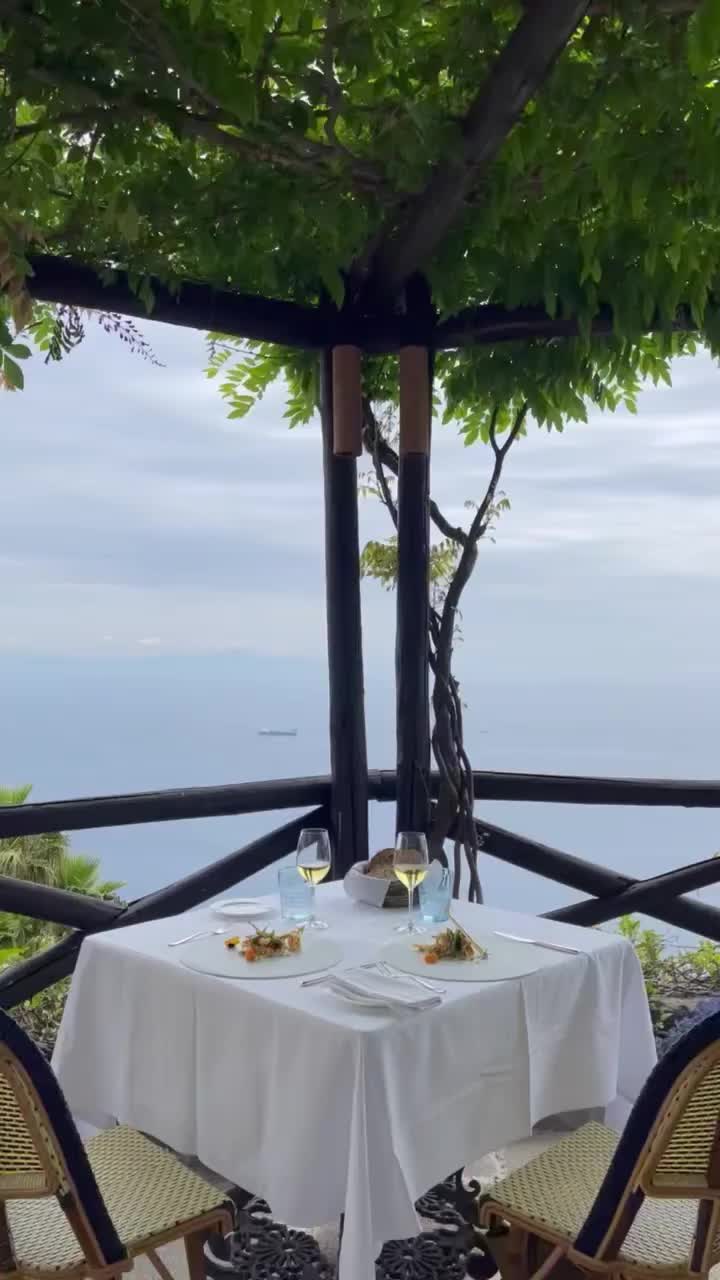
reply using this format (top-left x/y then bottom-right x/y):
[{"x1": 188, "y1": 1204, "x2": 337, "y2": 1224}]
[{"x1": 128, "y1": 1131, "x2": 558, "y2": 1280}]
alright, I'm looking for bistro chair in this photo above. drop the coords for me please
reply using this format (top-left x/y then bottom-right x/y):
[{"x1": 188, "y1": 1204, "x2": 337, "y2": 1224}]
[
  {"x1": 478, "y1": 1007, "x2": 720, "y2": 1280},
  {"x1": 0, "y1": 1007, "x2": 233, "y2": 1280}
]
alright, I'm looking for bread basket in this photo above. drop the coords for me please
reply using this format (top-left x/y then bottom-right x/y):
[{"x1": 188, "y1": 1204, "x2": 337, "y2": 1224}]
[{"x1": 343, "y1": 849, "x2": 434, "y2": 908}]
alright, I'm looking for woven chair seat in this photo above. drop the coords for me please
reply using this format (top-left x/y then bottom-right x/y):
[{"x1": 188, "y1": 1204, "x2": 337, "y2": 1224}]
[
  {"x1": 7, "y1": 1125, "x2": 229, "y2": 1275},
  {"x1": 484, "y1": 1122, "x2": 719, "y2": 1272}
]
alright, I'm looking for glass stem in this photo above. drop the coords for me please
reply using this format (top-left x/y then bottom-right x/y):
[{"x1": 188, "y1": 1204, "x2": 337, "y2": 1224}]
[{"x1": 407, "y1": 885, "x2": 413, "y2": 933}]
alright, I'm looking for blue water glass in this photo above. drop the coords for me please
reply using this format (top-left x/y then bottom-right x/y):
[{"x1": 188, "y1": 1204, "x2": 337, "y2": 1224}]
[
  {"x1": 419, "y1": 867, "x2": 452, "y2": 923},
  {"x1": 278, "y1": 866, "x2": 314, "y2": 922}
]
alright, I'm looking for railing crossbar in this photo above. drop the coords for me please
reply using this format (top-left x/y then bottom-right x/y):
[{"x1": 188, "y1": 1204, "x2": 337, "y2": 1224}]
[
  {"x1": 4, "y1": 766, "x2": 720, "y2": 1006},
  {"x1": 473, "y1": 818, "x2": 720, "y2": 942},
  {"x1": 3, "y1": 769, "x2": 720, "y2": 840},
  {"x1": 0, "y1": 805, "x2": 329, "y2": 1009}
]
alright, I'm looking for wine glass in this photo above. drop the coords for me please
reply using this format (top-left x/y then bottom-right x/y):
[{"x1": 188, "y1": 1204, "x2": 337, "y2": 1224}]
[
  {"x1": 296, "y1": 828, "x2": 332, "y2": 930},
  {"x1": 393, "y1": 832, "x2": 429, "y2": 934}
]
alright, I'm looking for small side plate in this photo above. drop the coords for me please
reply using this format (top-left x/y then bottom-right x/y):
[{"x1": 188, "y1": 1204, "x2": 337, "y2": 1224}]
[{"x1": 211, "y1": 899, "x2": 273, "y2": 920}]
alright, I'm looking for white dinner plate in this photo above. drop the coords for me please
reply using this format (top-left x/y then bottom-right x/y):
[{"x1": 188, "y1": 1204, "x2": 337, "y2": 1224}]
[
  {"x1": 211, "y1": 899, "x2": 274, "y2": 920},
  {"x1": 180, "y1": 934, "x2": 342, "y2": 980},
  {"x1": 382, "y1": 934, "x2": 547, "y2": 982}
]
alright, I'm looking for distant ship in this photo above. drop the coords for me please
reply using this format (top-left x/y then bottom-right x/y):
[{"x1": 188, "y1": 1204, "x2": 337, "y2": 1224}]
[{"x1": 258, "y1": 728, "x2": 298, "y2": 737}]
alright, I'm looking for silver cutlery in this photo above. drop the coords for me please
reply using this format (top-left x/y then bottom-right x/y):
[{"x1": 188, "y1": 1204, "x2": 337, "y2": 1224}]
[
  {"x1": 362, "y1": 960, "x2": 445, "y2": 995},
  {"x1": 168, "y1": 926, "x2": 232, "y2": 947},
  {"x1": 301, "y1": 972, "x2": 440, "y2": 1012},
  {"x1": 493, "y1": 930, "x2": 580, "y2": 955}
]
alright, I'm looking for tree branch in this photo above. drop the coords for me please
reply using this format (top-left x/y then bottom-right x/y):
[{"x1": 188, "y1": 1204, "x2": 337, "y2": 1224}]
[
  {"x1": 9, "y1": 110, "x2": 107, "y2": 140},
  {"x1": 11, "y1": 63, "x2": 389, "y2": 195},
  {"x1": 363, "y1": 401, "x2": 399, "y2": 529},
  {"x1": 489, "y1": 401, "x2": 528, "y2": 461},
  {"x1": 118, "y1": 0, "x2": 229, "y2": 115},
  {"x1": 365, "y1": 0, "x2": 591, "y2": 299},
  {"x1": 255, "y1": 14, "x2": 284, "y2": 113},
  {"x1": 322, "y1": 0, "x2": 344, "y2": 147},
  {"x1": 362, "y1": 399, "x2": 469, "y2": 546},
  {"x1": 429, "y1": 401, "x2": 525, "y2": 897},
  {"x1": 439, "y1": 402, "x2": 526, "y2": 648}
]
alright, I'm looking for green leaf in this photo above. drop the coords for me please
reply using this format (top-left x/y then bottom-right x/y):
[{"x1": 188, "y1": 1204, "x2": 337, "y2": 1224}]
[
  {"x1": 288, "y1": 99, "x2": 311, "y2": 134},
  {"x1": 232, "y1": 80, "x2": 257, "y2": 122},
  {"x1": 117, "y1": 200, "x2": 140, "y2": 242},
  {"x1": 228, "y1": 400, "x2": 254, "y2": 418},
  {"x1": 666, "y1": 243, "x2": 683, "y2": 272},
  {"x1": 138, "y1": 278, "x2": 155, "y2": 314},
  {"x1": 319, "y1": 265, "x2": 345, "y2": 307},
  {"x1": 6, "y1": 343, "x2": 31, "y2": 359},
  {"x1": 630, "y1": 175, "x2": 646, "y2": 221},
  {"x1": 245, "y1": 0, "x2": 273, "y2": 62},
  {"x1": 688, "y1": 0, "x2": 720, "y2": 75},
  {"x1": 0, "y1": 0, "x2": 710, "y2": 442},
  {"x1": 2, "y1": 355, "x2": 24, "y2": 389},
  {"x1": 543, "y1": 284, "x2": 557, "y2": 319}
]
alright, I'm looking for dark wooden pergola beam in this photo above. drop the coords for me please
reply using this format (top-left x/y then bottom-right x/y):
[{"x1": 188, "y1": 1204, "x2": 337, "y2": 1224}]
[
  {"x1": 365, "y1": 0, "x2": 591, "y2": 301},
  {"x1": 27, "y1": 252, "x2": 440, "y2": 352},
  {"x1": 28, "y1": 253, "x2": 328, "y2": 349},
  {"x1": 435, "y1": 301, "x2": 699, "y2": 349},
  {"x1": 26, "y1": 253, "x2": 702, "y2": 353}
]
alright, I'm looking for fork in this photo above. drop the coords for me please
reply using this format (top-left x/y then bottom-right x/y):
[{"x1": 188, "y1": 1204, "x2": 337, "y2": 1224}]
[
  {"x1": 362, "y1": 960, "x2": 446, "y2": 995},
  {"x1": 168, "y1": 926, "x2": 232, "y2": 947}
]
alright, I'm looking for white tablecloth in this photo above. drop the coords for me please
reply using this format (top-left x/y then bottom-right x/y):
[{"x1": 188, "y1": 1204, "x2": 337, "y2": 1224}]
[{"x1": 53, "y1": 885, "x2": 656, "y2": 1280}]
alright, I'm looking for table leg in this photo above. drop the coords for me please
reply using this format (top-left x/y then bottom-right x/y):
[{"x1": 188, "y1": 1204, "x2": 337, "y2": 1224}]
[
  {"x1": 184, "y1": 1231, "x2": 207, "y2": 1280},
  {"x1": 204, "y1": 1184, "x2": 251, "y2": 1270}
]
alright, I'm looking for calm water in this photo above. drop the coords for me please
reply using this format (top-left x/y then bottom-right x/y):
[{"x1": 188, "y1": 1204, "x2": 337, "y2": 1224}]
[{"x1": 2, "y1": 654, "x2": 719, "y2": 943}]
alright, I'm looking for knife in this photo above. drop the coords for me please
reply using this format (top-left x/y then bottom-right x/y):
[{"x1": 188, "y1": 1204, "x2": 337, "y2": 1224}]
[{"x1": 493, "y1": 930, "x2": 580, "y2": 955}]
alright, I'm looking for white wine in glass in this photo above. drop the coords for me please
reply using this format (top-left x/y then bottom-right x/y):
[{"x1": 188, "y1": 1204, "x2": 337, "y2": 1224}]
[
  {"x1": 393, "y1": 832, "x2": 429, "y2": 934},
  {"x1": 297, "y1": 864, "x2": 331, "y2": 887},
  {"x1": 296, "y1": 828, "x2": 332, "y2": 930}
]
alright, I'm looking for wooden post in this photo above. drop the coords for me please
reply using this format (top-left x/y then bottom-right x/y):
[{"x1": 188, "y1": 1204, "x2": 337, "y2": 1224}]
[
  {"x1": 332, "y1": 345, "x2": 363, "y2": 456},
  {"x1": 320, "y1": 350, "x2": 369, "y2": 875},
  {"x1": 396, "y1": 345, "x2": 432, "y2": 834}
]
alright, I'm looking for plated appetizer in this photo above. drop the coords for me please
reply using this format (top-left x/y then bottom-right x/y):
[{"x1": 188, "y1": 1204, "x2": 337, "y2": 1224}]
[
  {"x1": 225, "y1": 926, "x2": 303, "y2": 963},
  {"x1": 415, "y1": 928, "x2": 488, "y2": 965}
]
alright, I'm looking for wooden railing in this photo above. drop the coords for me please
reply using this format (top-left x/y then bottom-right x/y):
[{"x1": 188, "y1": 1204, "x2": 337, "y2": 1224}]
[{"x1": 2, "y1": 768, "x2": 720, "y2": 1010}]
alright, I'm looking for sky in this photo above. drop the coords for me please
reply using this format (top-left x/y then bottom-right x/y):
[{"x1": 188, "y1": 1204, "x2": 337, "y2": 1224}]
[
  {"x1": 1, "y1": 322, "x2": 720, "y2": 690},
  {"x1": 4, "y1": 319, "x2": 720, "y2": 911}
]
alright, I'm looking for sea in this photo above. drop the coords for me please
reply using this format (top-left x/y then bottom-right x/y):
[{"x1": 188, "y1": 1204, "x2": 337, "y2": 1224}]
[{"x1": 2, "y1": 652, "x2": 720, "y2": 948}]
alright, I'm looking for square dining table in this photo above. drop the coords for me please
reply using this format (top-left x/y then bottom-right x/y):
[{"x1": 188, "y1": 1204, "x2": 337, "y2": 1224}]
[{"x1": 53, "y1": 883, "x2": 656, "y2": 1280}]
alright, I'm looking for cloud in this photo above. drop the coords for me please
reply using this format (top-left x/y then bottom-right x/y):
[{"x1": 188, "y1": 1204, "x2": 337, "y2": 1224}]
[{"x1": 1, "y1": 326, "x2": 719, "y2": 685}]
